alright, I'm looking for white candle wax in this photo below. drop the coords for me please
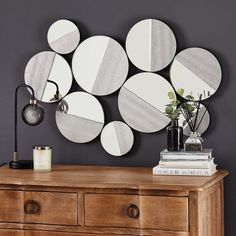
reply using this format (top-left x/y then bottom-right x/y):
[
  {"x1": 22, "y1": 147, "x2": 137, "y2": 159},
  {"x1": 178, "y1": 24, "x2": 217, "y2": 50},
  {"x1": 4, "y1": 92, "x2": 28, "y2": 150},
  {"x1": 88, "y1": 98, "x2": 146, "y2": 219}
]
[{"x1": 33, "y1": 146, "x2": 52, "y2": 172}]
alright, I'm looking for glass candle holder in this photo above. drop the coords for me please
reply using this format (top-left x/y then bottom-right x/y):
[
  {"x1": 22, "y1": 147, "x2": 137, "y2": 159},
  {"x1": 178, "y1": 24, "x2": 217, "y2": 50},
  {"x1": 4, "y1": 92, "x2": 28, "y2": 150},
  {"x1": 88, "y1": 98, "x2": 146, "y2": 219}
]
[{"x1": 33, "y1": 146, "x2": 52, "y2": 172}]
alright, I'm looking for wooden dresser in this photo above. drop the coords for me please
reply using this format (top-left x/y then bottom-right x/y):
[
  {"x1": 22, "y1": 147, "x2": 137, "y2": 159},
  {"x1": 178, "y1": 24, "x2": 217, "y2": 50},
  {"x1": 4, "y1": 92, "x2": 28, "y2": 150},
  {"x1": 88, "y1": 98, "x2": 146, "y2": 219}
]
[{"x1": 0, "y1": 165, "x2": 228, "y2": 236}]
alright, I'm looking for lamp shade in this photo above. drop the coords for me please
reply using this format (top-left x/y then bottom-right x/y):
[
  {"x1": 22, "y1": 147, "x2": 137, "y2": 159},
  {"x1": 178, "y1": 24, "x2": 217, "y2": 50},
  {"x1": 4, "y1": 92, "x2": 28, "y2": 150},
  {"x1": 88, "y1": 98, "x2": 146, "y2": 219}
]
[{"x1": 21, "y1": 102, "x2": 44, "y2": 126}]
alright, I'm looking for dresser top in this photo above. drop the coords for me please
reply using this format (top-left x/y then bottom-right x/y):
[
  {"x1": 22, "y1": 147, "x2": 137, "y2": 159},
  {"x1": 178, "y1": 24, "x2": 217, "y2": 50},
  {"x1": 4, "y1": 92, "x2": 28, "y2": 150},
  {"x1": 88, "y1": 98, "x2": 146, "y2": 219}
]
[{"x1": 0, "y1": 165, "x2": 228, "y2": 191}]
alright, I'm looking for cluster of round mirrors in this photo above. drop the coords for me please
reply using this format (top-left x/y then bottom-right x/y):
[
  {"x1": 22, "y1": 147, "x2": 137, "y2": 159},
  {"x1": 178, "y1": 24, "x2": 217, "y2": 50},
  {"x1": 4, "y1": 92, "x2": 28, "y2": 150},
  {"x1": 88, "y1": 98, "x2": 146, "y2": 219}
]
[{"x1": 24, "y1": 18, "x2": 222, "y2": 156}]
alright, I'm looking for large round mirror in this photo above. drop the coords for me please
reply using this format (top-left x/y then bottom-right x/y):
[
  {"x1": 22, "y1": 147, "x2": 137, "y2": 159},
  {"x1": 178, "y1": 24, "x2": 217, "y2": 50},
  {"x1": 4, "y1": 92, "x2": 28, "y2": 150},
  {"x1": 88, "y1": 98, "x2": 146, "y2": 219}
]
[
  {"x1": 178, "y1": 102, "x2": 210, "y2": 136},
  {"x1": 72, "y1": 36, "x2": 129, "y2": 96},
  {"x1": 126, "y1": 19, "x2": 177, "y2": 72},
  {"x1": 55, "y1": 92, "x2": 104, "y2": 143},
  {"x1": 101, "y1": 121, "x2": 134, "y2": 156},
  {"x1": 170, "y1": 48, "x2": 222, "y2": 101},
  {"x1": 47, "y1": 19, "x2": 80, "y2": 54},
  {"x1": 118, "y1": 72, "x2": 175, "y2": 133},
  {"x1": 25, "y1": 51, "x2": 72, "y2": 103}
]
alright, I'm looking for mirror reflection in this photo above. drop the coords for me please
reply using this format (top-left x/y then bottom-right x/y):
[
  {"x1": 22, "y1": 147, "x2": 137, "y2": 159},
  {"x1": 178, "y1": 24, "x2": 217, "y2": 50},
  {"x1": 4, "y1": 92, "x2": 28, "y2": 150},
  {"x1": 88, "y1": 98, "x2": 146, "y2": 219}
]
[
  {"x1": 24, "y1": 51, "x2": 72, "y2": 103},
  {"x1": 170, "y1": 48, "x2": 222, "y2": 101},
  {"x1": 126, "y1": 19, "x2": 177, "y2": 72},
  {"x1": 101, "y1": 121, "x2": 134, "y2": 156},
  {"x1": 56, "y1": 92, "x2": 104, "y2": 143},
  {"x1": 72, "y1": 36, "x2": 129, "y2": 96},
  {"x1": 47, "y1": 19, "x2": 80, "y2": 54},
  {"x1": 118, "y1": 72, "x2": 175, "y2": 133}
]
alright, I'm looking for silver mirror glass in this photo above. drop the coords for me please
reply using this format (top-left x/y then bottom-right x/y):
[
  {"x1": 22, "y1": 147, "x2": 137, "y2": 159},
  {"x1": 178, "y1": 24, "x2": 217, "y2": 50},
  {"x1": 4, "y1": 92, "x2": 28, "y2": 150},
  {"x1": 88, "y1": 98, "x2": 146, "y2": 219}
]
[
  {"x1": 47, "y1": 19, "x2": 80, "y2": 54},
  {"x1": 118, "y1": 72, "x2": 175, "y2": 133},
  {"x1": 72, "y1": 36, "x2": 129, "y2": 96},
  {"x1": 24, "y1": 51, "x2": 72, "y2": 103},
  {"x1": 101, "y1": 121, "x2": 134, "y2": 156},
  {"x1": 179, "y1": 102, "x2": 210, "y2": 136},
  {"x1": 126, "y1": 19, "x2": 177, "y2": 72},
  {"x1": 56, "y1": 92, "x2": 104, "y2": 143},
  {"x1": 170, "y1": 48, "x2": 222, "y2": 101}
]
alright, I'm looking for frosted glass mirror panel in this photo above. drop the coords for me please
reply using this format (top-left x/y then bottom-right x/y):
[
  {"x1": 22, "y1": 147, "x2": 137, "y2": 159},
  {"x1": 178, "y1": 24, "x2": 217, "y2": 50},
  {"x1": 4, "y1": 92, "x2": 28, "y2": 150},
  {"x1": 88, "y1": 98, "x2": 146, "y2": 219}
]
[
  {"x1": 118, "y1": 72, "x2": 175, "y2": 133},
  {"x1": 24, "y1": 51, "x2": 72, "y2": 103},
  {"x1": 47, "y1": 19, "x2": 80, "y2": 54},
  {"x1": 101, "y1": 121, "x2": 134, "y2": 156},
  {"x1": 72, "y1": 36, "x2": 129, "y2": 96},
  {"x1": 170, "y1": 48, "x2": 222, "y2": 101},
  {"x1": 126, "y1": 19, "x2": 177, "y2": 72},
  {"x1": 56, "y1": 92, "x2": 104, "y2": 143}
]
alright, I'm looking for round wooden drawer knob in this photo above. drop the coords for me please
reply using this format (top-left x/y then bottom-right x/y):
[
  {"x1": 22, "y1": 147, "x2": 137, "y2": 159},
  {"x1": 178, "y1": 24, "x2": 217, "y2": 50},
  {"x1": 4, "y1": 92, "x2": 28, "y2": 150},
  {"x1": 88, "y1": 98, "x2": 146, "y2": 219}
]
[
  {"x1": 126, "y1": 204, "x2": 139, "y2": 219},
  {"x1": 24, "y1": 200, "x2": 41, "y2": 214}
]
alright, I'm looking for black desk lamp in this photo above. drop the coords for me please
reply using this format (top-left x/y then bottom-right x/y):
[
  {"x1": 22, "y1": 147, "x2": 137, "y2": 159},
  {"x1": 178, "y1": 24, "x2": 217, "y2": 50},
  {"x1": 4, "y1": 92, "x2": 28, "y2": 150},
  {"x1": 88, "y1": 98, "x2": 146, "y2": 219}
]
[{"x1": 9, "y1": 84, "x2": 44, "y2": 169}]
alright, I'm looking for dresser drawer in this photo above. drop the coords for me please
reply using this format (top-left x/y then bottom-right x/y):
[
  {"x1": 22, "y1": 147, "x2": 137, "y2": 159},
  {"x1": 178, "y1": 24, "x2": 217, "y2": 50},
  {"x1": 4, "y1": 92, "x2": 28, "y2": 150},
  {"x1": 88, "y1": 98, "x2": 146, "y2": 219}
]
[
  {"x1": 24, "y1": 231, "x2": 130, "y2": 236},
  {"x1": 85, "y1": 194, "x2": 188, "y2": 231},
  {"x1": 140, "y1": 196, "x2": 188, "y2": 231},
  {"x1": 0, "y1": 229, "x2": 24, "y2": 236},
  {"x1": 24, "y1": 191, "x2": 77, "y2": 225},
  {"x1": 0, "y1": 190, "x2": 24, "y2": 223},
  {"x1": 85, "y1": 194, "x2": 139, "y2": 228}
]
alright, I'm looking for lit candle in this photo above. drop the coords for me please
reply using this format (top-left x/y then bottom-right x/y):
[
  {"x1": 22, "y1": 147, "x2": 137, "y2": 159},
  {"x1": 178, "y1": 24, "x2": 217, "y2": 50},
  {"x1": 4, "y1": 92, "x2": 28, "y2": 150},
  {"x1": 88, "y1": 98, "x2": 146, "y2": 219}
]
[{"x1": 33, "y1": 146, "x2": 52, "y2": 172}]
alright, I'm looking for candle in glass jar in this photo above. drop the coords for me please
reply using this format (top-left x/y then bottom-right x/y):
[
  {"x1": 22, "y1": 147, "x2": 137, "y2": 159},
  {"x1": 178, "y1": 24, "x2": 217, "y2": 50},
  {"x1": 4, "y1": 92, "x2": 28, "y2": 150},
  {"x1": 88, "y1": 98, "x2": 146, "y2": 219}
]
[{"x1": 33, "y1": 146, "x2": 52, "y2": 172}]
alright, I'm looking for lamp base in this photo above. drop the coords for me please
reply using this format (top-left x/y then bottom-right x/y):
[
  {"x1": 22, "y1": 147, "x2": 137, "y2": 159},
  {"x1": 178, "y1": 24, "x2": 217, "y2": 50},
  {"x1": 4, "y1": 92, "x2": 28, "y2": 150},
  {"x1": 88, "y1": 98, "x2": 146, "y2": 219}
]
[{"x1": 9, "y1": 160, "x2": 33, "y2": 169}]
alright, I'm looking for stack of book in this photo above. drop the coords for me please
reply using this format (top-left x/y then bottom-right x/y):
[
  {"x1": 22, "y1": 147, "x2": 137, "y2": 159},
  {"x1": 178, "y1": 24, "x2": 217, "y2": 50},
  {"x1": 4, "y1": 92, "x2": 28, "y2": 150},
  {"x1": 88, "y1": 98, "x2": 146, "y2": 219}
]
[{"x1": 153, "y1": 149, "x2": 217, "y2": 176}]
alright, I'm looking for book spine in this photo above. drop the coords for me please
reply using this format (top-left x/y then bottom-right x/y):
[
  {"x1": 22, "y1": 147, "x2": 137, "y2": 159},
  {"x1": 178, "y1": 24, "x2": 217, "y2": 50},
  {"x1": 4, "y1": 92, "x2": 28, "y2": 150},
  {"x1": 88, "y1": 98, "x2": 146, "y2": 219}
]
[
  {"x1": 153, "y1": 167, "x2": 216, "y2": 176},
  {"x1": 159, "y1": 159, "x2": 214, "y2": 168},
  {"x1": 160, "y1": 155, "x2": 211, "y2": 161}
]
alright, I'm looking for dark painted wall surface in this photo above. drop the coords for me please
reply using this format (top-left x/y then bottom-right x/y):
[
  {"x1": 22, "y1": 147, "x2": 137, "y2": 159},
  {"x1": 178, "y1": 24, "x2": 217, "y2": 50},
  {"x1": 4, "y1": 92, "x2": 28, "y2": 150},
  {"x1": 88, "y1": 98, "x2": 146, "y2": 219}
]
[{"x1": 0, "y1": 0, "x2": 235, "y2": 234}]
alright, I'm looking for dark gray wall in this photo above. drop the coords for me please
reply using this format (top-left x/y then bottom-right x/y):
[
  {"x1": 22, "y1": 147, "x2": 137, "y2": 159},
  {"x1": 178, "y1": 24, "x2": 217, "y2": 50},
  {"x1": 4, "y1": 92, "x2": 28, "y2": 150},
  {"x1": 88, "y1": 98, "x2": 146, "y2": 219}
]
[{"x1": 0, "y1": 0, "x2": 235, "y2": 234}]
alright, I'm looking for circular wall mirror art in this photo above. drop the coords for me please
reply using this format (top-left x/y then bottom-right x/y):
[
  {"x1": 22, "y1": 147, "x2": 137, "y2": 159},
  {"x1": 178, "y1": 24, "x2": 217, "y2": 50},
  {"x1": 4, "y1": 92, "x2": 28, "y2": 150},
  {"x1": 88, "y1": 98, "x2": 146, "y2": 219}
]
[
  {"x1": 24, "y1": 51, "x2": 73, "y2": 103},
  {"x1": 47, "y1": 19, "x2": 80, "y2": 54},
  {"x1": 178, "y1": 102, "x2": 211, "y2": 136},
  {"x1": 170, "y1": 47, "x2": 222, "y2": 101},
  {"x1": 126, "y1": 19, "x2": 177, "y2": 72},
  {"x1": 118, "y1": 72, "x2": 175, "y2": 133},
  {"x1": 72, "y1": 36, "x2": 129, "y2": 96},
  {"x1": 101, "y1": 121, "x2": 134, "y2": 156},
  {"x1": 55, "y1": 92, "x2": 104, "y2": 143}
]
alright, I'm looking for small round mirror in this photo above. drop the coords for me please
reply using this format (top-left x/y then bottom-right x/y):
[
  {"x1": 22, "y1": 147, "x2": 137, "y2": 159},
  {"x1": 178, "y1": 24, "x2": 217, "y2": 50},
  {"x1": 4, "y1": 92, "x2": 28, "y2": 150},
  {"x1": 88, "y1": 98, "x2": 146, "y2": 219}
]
[
  {"x1": 170, "y1": 48, "x2": 222, "y2": 101},
  {"x1": 72, "y1": 36, "x2": 129, "y2": 96},
  {"x1": 24, "y1": 51, "x2": 72, "y2": 103},
  {"x1": 101, "y1": 121, "x2": 134, "y2": 156},
  {"x1": 56, "y1": 92, "x2": 104, "y2": 143},
  {"x1": 126, "y1": 19, "x2": 177, "y2": 72},
  {"x1": 179, "y1": 102, "x2": 210, "y2": 136},
  {"x1": 118, "y1": 72, "x2": 175, "y2": 133},
  {"x1": 47, "y1": 19, "x2": 80, "y2": 54}
]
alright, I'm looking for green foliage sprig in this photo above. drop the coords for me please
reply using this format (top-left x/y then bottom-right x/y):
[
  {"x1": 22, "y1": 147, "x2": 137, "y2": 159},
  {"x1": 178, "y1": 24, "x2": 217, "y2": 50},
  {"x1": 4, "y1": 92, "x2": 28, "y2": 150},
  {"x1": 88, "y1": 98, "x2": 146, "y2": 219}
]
[{"x1": 164, "y1": 89, "x2": 183, "y2": 120}]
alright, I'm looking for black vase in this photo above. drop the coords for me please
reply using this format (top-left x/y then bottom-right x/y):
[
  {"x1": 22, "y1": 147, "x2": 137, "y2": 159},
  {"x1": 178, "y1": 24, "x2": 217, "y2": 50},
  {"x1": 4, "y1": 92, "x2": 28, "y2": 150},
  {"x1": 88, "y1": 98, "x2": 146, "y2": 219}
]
[{"x1": 167, "y1": 119, "x2": 183, "y2": 151}]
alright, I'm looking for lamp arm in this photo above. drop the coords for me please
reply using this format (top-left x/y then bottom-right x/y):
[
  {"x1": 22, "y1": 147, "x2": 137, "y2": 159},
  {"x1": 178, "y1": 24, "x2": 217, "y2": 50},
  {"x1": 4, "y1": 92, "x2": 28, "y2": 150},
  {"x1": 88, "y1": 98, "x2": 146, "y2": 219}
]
[
  {"x1": 14, "y1": 84, "x2": 35, "y2": 161},
  {"x1": 47, "y1": 80, "x2": 59, "y2": 95}
]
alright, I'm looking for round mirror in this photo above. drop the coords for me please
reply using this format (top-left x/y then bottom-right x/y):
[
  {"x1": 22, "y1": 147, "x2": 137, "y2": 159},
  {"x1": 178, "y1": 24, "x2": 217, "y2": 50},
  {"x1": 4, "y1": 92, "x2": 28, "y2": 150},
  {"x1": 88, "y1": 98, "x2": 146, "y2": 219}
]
[
  {"x1": 170, "y1": 48, "x2": 222, "y2": 101},
  {"x1": 101, "y1": 121, "x2": 134, "y2": 156},
  {"x1": 47, "y1": 19, "x2": 80, "y2": 54},
  {"x1": 72, "y1": 36, "x2": 129, "y2": 96},
  {"x1": 179, "y1": 102, "x2": 210, "y2": 136},
  {"x1": 118, "y1": 72, "x2": 175, "y2": 133},
  {"x1": 25, "y1": 51, "x2": 72, "y2": 103},
  {"x1": 126, "y1": 19, "x2": 177, "y2": 72},
  {"x1": 55, "y1": 92, "x2": 104, "y2": 143}
]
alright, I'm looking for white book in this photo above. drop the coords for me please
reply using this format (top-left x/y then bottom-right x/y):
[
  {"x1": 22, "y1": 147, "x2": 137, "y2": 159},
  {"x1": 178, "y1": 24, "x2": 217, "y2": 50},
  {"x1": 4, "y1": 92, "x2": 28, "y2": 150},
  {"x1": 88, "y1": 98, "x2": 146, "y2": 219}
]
[
  {"x1": 159, "y1": 158, "x2": 215, "y2": 169},
  {"x1": 153, "y1": 164, "x2": 217, "y2": 176},
  {"x1": 160, "y1": 149, "x2": 212, "y2": 161}
]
